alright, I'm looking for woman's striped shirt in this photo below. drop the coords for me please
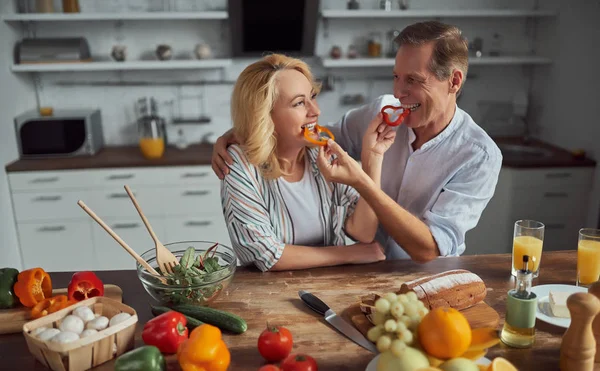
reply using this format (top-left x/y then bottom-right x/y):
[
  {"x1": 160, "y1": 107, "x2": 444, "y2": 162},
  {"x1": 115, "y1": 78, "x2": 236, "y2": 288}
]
[{"x1": 220, "y1": 144, "x2": 360, "y2": 272}]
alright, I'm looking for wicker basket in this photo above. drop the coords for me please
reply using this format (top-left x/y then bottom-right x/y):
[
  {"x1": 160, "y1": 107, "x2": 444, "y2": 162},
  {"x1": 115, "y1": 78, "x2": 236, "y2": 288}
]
[{"x1": 22, "y1": 296, "x2": 138, "y2": 371}]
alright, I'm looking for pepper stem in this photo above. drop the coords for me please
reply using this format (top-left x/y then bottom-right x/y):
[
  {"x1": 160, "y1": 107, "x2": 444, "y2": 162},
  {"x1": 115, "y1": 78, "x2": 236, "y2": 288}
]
[{"x1": 177, "y1": 322, "x2": 186, "y2": 335}]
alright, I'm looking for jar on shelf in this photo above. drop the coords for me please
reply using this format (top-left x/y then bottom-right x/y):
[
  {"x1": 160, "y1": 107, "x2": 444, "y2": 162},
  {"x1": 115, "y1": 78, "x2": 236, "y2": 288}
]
[
  {"x1": 368, "y1": 32, "x2": 383, "y2": 58},
  {"x1": 490, "y1": 33, "x2": 503, "y2": 56},
  {"x1": 386, "y1": 29, "x2": 400, "y2": 57}
]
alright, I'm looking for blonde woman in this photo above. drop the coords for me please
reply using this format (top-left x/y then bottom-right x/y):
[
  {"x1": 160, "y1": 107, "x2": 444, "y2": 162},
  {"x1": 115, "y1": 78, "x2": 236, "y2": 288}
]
[{"x1": 221, "y1": 54, "x2": 396, "y2": 272}]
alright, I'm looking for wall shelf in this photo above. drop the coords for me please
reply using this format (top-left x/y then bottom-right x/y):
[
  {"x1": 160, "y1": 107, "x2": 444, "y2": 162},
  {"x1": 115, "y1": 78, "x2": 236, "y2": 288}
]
[
  {"x1": 10, "y1": 60, "x2": 233, "y2": 72},
  {"x1": 3, "y1": 11, "x2": 228, "y2": 23},
  {"x1": 320, "y1": 56, "x2": 552, "y2": 68},
  {"x1": 320, "y1": 9, "x2": 556, "y2": 18}
]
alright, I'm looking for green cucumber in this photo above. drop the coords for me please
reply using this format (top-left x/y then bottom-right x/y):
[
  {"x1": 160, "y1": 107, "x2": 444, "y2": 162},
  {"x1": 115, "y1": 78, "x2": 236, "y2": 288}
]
[
  {"x1": 170, "y1": 304, "x2": 247, "y2": 334},
  {"x1": 150, "y1": 305, "x2": 204, "y2": 332}
]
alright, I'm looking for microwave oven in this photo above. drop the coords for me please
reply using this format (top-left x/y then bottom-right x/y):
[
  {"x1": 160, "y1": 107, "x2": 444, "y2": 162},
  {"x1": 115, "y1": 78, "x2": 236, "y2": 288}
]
[{"x1": 14, "y1": 109, "x2": 104, "y2": 158}]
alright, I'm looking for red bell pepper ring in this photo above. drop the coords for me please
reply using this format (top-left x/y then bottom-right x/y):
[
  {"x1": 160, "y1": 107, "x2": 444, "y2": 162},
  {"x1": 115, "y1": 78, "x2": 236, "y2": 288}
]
[
  {"x1": 381, "y1": 105, "x2": 410, "y2": 127},
  {"x1": 142, "y1": 311, "x2": 189, "y2": 354},
  {"x1": 303, "y1": 124, "x2": 335, "y2": 146},
  {"x1": 67, "y1": 271, "x2": 105, "y2": 301}
]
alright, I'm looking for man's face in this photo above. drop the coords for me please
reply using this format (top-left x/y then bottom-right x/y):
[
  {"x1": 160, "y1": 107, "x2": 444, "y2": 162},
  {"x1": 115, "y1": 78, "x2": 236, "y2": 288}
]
[{"x1": 393, "y1": 42, "x2": 455, "y2": 130}]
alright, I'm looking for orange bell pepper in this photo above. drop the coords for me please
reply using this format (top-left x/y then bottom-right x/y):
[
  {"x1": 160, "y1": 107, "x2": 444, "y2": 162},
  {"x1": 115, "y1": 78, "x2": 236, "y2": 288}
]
[
  {"x1": 177, "y1": 324, "x2": 230, "y2": 371},
  {"x1": 14, "y1": 268, "x2": 52, "y2": 308},
  {"x1": 30, "y1": 295, "x2": 73, "y2": 319}
]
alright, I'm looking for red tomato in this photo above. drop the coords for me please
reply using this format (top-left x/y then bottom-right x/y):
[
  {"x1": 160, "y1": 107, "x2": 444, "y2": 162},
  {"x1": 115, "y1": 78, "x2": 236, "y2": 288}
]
[
  {"x1": 257, "y1": 324, "x2": 293, "y2": 362},
  {"x1": 280, "y1": 354, "x2": 318, "y2": 371},
  {"x1": 258, "y1": 365, "x2": 281, "y2": 371}
]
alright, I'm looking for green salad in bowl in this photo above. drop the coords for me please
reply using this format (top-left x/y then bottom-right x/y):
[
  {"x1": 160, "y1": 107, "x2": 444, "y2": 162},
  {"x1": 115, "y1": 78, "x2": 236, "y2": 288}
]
[{"x1": 137, "y1": 241, "x2": 237, "y2": 306}]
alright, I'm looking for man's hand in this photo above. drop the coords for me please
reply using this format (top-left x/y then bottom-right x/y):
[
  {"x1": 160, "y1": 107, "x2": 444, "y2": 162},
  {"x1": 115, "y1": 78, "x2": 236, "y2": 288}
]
[
  {"x1": 361, "y1": 112, "x2": 397, "y2": 161},
  {"x1": 316, "y1": 139, "x2": 367, "y2": 188},
  {"x1": 211, "y1": 129, "x2": 240, "y2": 179}
]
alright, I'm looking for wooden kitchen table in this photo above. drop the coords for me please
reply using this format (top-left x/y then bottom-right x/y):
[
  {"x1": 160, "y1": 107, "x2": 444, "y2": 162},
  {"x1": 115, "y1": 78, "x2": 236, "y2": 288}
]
[{"x1": 0, "y1": 251, "x2": 583, "y2": 370}]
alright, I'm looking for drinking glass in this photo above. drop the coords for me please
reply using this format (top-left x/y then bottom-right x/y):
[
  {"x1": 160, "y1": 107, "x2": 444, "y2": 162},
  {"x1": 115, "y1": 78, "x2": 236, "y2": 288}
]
[
  {"x1": 511, "y1": 220, "x2": 545, "y2": 278},
  {"x1": 577, "y1": 228, "x2": 600, "y2": 287}
]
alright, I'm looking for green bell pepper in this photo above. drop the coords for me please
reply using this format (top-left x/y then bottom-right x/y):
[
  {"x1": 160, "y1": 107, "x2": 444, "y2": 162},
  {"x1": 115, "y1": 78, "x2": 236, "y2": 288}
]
[
  {"x1": 0, "y1": 268, "x2": 20, "y2": 309},
  {"x1": 114, "y1": 345, "x2": 166, "y2": 371}
]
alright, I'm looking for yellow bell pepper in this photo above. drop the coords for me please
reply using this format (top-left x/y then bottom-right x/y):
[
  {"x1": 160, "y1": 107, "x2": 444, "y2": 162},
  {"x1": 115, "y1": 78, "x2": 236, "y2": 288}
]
[{"x1": 177, "y1": 324, "x2": 230, "y2": 371}]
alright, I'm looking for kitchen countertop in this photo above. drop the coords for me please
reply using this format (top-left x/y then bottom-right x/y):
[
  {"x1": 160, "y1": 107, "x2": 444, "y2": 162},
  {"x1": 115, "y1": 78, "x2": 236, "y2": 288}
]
[
  {"x1": 4, "y1": 143, "x2": 215, "y2": 172},
  {"x1": 4, "y1": 138, "x2": 596, "y2": 173},
  {"x1": 0, "y1": 251, "x2": 584, "y2": 370}
]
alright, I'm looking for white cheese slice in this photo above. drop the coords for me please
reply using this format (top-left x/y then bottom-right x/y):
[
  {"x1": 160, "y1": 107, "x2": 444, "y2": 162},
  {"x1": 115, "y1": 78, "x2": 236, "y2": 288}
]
[{"x1": 549, "y1": 291, "x2": 571, "y2": 318}]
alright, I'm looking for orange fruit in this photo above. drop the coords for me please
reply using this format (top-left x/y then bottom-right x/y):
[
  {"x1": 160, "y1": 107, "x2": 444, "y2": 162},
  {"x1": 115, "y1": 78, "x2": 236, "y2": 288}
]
[
  {"x1": 487, "y1": 357, "x2": 518, "y2": 371},
  {"x1": 468, "y1": 327, "x2": 501, "y2": 352},
  {"x1": 418, "y1": 307, "x2": 472, "y2": 359},
  {"x1": 417, "y1": 368, "x2": 443, "y2": 371}
]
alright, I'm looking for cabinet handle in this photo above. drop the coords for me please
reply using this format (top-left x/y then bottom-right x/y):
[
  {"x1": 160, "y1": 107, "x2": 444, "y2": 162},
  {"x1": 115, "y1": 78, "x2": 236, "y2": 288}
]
[
  {"x1": 545, "y1": 223, "x2": 566, "y2": 230},
  {"x1": 30, "y1": 177, "x2": 59, "y2": 183},
  {"x1": 182, "y1": 172, "x2": 208, "y2": 178},
  {"x1": 182, "y1": 190, "x2": 210, "y2": 196},
  {"x1": 107, "y1": 174, "x2": 134, "y2": 180},
  {"x1": 543, "y1": 192, "x2": 568, "y2": 198},
  {"x1": 545, "y1": 172, "x2": 572, "y2": 179},
  {"x1": 108, "y1": 193, "x2": 132, "y2": 199},
  {"x1": 38, "y1": 226, "x2": 66, "y2": 232},
  {"x1": 33, "y1": 195, "x2": 62, "y2": 202},
  {"x1": 185, "y1": 221, "x2": 212, "y2": 227},
  {"x1": 112, "y1": 223, "x2": 140, "y2": 229}
]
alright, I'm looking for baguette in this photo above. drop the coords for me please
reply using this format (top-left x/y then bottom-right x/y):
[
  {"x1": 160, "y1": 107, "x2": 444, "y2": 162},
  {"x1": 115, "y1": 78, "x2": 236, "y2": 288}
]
[{"x1": 397, "y1": 269, "x2": 486, "y2": 310}]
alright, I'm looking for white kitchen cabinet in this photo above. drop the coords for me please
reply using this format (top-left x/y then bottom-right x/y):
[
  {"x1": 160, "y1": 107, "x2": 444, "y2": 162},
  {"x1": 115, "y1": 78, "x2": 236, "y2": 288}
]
[
  {"x1": 8, "y1": 165, "x2": 230, "y2": 271},
  {"x1": 17, "y1": 221, "x2": 95, "y2": 272},
  {"x1": 91, "y1": 217, "x2": 165, "y2": 270},
  {"x1": 465, "y1": 167, "x2": 595, "y2": 256}
]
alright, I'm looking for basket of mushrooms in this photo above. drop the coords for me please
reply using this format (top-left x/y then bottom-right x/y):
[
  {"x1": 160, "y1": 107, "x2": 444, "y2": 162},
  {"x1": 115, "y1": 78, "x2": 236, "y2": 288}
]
[{"x1": 22, "y1": 296, "x2": 137, "y2": 371}]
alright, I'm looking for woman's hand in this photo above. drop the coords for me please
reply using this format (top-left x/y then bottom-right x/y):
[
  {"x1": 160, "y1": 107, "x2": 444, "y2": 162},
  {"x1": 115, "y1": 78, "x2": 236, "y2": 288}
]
[
  {"x1": 316, "y1": 139, "x2": 366, "y2": 187},
  {"x1": 361, "y1": 112, "x2": 397, "y2": 161},
  {"x1": 211, "y1": 129, "x2": 240, "y2": 179}
]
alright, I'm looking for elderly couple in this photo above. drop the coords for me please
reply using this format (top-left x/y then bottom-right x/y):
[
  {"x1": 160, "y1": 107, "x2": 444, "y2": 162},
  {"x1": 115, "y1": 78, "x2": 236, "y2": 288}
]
[{"x1": 211, "y1": 21, "x2": 502, "y2": 272}]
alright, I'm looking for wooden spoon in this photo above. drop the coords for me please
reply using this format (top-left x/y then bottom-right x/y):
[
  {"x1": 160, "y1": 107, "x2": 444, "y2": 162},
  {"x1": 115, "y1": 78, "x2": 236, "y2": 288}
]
[
  {"x1": 123, "y1": 185, "x2": 179, "y2": 275},
  {"x1": 77, "y1": 200, "x2": 161, "y2": 276}
]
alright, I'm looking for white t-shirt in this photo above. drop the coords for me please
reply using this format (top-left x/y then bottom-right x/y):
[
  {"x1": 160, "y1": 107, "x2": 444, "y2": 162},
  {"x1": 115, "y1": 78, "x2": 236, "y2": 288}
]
[{"x1": 278, "y1": 161, "x2": 325, "y2": 246}]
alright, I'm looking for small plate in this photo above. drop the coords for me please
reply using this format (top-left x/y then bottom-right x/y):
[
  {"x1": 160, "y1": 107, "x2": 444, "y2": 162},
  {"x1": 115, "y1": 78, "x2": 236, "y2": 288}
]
[
  {"x1": 531, "y1": 284, "x2": 588, "y2": 328},
  {"x1": 365, "y1": 354, "x2": 490, "y2": 371}
]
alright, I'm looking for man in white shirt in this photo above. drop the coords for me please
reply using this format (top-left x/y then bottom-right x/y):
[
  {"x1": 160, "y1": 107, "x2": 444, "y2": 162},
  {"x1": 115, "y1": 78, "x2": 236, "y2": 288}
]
[{"x1": 211, "y1": 20, "x2": 502, "y2": 263}]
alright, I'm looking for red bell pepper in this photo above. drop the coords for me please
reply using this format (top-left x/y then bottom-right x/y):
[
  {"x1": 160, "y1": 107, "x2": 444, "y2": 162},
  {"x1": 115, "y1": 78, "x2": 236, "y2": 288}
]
[
  {"x1": 67, "y1": 271, "x2": 104, "y2": 301},
  {"x1": 381, "y1": 105, "x2": 411, "y2": 126},
  {"x1": 142, "y1": 311, "x2": 189, "y2": 354}
]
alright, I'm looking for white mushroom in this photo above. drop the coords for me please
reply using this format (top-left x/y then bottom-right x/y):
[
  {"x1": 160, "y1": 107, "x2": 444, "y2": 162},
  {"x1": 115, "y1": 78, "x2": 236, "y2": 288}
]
[
  {"x1": 37, "y1": 328, "x2": 61, "y2": 341},
  {"x1": 109, "y1": 313, "x2": 131, "y2": 327},
  {"x1": 30, "y1": 327, "x2": 48, "y2": 338},
  {"x1": 73, "y1": 306, "x2": 95, "y2": 323},
  {"x1": 86, "y1": 316, "x2": 109, "y2": 331},
  {"x1": 80, "y1": 329, "x2": 98, "y2": 338},
  {"x1": 50, "y1": 331, "x2": 80, "y2": 344},
  {"x1": 59, "y1": 315, "x2": 84, "y2": 334}
]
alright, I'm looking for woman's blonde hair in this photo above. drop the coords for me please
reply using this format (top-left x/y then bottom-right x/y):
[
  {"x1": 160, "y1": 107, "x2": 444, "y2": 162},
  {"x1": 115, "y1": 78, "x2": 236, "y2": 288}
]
[{"x1": 230, "y1": 53, "x2": 320, "y2": 180}]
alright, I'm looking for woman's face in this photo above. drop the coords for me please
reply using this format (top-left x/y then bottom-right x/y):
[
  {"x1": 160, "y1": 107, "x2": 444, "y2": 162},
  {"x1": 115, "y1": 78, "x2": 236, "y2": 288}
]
[{"x1": 271, "y1": 69, "x2": 321, "y2": 149}]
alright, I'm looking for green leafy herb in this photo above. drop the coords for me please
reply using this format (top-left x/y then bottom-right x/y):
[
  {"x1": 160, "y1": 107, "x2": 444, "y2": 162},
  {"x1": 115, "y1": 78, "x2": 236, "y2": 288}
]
[{"x1": 155, "y1": 243, "x2": 227, "y2": 305}]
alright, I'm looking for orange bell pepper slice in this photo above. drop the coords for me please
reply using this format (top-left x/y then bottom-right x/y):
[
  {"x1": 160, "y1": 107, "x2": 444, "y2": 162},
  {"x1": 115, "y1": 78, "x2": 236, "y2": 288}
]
[
  {"x1": 14, "y1": 268, "x2": 52, "y2": 308},
  {"x1": 303, "y1": 125, "x2": 335, "y2": 146},
  {"x1": 30, "y1": 295, "x2": 73, "y2": 319}
]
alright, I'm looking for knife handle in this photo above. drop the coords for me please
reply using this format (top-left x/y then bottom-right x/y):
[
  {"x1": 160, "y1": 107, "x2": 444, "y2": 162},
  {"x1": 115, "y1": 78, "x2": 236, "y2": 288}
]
[{"x1": 298, "y1": 290, "x2": 330, "y2": 316}]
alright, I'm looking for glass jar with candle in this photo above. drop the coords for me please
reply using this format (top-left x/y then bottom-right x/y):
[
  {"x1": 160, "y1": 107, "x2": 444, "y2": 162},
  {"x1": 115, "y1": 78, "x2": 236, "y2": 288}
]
[{"x1": 368, "y1": 32, "x2": 382, "y2": 58}]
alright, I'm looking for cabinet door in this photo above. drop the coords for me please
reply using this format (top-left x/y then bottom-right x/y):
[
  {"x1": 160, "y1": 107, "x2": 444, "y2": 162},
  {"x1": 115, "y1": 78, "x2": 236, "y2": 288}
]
[
  {"x1": 91, "y1": 217, "x2": 165, "y2": 270},
  {"x1": 12, "y1": 190, "x2": 89, "y2": 222},
  {"x1": 17, "y1": 221, "x2": 95, "y2": 272},
  {"x1": 164, "y1": 215, "x2": 231, "y2": 248},
  {"x1": 163, "y1": 186, "x2": 222, "y2": 217},
  {"x1": 88, "y1": 188, "x2": 163, "y2": 219},
  {"x1": 9, "y1": 170, "x2": 93, "y2": 191}
]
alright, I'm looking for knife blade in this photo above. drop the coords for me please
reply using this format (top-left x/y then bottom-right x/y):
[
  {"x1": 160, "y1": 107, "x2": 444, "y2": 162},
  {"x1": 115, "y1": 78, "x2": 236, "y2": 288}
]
[{"x1": 298, "y1": 290, "x2": 378, "y2": 353}]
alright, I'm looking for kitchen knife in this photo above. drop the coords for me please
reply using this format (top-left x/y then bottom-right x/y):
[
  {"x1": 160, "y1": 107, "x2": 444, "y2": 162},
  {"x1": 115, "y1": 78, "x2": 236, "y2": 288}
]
[{"x1": 298, "y1": 290, "x2": 378, "y2": 353}]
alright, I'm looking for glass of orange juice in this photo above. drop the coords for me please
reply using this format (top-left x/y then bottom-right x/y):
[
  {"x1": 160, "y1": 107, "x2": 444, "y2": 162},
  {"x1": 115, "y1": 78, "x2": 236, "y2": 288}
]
[
  {"x1": 512, "y1": 220, "x2": 545, "y2": 278},
  {"x1": 577, "y1": 228, "x2": 600, "y2": 287}
]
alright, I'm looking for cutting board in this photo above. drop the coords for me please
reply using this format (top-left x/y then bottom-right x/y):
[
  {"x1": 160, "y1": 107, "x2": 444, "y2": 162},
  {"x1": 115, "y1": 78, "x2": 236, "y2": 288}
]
[
  {"x1": 341, "y1": 301, "x2": 500, "y2": 340},
  {"x1": 0, "y1": 284, "x2": 123, "y2": 335}
]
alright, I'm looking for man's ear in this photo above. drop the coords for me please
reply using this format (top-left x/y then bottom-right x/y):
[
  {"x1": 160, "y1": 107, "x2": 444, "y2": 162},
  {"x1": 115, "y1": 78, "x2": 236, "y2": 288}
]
[{"x1": 449, "y1": 69, "x2": 463, "y2": 94}]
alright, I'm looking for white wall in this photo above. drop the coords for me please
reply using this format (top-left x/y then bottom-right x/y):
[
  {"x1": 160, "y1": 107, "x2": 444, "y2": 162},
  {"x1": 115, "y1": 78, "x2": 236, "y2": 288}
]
[
  {"x1": 531, "y1": 0, "x2": 600, "y2": 228},
  {"x1": 0, "y1": 1, "x2": 37, "y2": 269}
]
